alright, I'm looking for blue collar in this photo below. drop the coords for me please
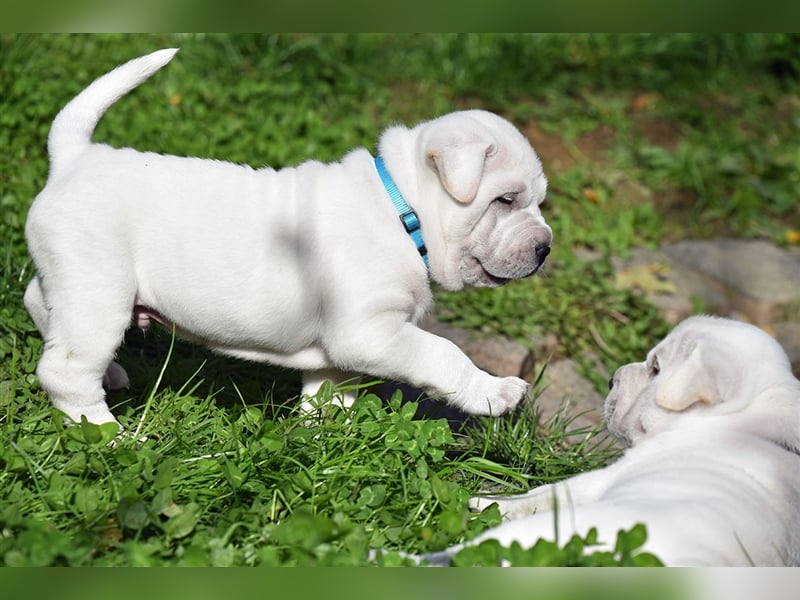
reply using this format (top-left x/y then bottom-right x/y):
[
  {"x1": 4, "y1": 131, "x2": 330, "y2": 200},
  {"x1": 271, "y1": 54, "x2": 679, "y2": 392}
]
[{"x1": 374, "y1": 156, "x2": 429, "y2": 268}]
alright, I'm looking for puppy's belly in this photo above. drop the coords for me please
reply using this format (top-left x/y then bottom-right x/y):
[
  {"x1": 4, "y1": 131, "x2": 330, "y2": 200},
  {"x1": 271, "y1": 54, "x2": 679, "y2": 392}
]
[
  {"x1": 133, "y1": 305, "x2": 331, "y2": 370},
  {"x1": 131, "y1": 288, "x2": 329, "y2": 370},
  {"x1": 212, "y1": 345, "x2": 330, "y2": 370}
]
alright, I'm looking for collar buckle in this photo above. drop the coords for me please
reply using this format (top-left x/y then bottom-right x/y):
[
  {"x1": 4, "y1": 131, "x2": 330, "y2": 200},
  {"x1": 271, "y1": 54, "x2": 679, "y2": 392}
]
[{"x1": 398, "y1": 209, "x2": 420, "y2": 232}]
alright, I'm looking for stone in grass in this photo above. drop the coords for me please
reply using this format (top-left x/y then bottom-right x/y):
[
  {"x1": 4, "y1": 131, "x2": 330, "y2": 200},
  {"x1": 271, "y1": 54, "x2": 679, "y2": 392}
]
[
  {"x1": 662, "y1": 238, "x2": 800, "y2": 325},
  {"x1": 530, "y1": 357, "x2": 621, "y2": 449},
  {"x1": 610, "y1": 247, "x2": 729, "y2": 324}
]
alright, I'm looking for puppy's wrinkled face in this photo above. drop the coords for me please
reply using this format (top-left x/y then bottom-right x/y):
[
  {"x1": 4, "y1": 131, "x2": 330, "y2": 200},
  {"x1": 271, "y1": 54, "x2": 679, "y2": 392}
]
[
  {"x1": 420, "y1": 110, "x2": 552, "y2": 290},
  {"x1": 603, "y1": 316, "x2": 795, "y2": 447},
  {"x1": 604, "y1": 361, "x2": 652, "y2": 446},
  {"x1": 459, "y1": 153, "x2": 550, "y2": 288}
]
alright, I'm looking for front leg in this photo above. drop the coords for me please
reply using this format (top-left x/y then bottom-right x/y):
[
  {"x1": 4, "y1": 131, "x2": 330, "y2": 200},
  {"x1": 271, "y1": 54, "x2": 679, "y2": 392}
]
[
  {"x1": 470, "y1": 468, "x2": 614, "y2": 521},
  {"x1": 469, "y1": 483, "x2": 560, "y2": 520},
  {"x1": 329, "y1": 319, "x2": 528, "y2": 416}
]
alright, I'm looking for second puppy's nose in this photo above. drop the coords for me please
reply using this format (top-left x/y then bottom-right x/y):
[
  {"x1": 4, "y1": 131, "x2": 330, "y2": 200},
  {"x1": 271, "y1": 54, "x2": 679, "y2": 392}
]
[{"x1": 536, "y1": 245, "x2": 551, "y2": 259}]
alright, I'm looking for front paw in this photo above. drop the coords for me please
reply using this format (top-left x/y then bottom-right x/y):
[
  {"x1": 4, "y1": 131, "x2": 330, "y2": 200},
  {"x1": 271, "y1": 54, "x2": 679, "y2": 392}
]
[
  {"x1": 469, "y1": 495, "x2": 535, "y2": 521},
  {"x1": 457, "y1": 374, "x2": 528, "y2": 416},
  {"x1": 469, "y1": 495, "x2": 497, "y2": 512},
  {"x1": 469, "y1": 494, "x2": 519, "y2": 513}
]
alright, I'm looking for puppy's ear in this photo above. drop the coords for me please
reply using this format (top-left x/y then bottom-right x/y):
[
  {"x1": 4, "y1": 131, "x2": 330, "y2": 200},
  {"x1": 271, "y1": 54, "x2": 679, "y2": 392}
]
[
  {"x1": 426, "y1": 141, "x2": 495, "y2": 204},
  {"x1": 654, "y1": 342, "x2": 720, "y2": 411}
]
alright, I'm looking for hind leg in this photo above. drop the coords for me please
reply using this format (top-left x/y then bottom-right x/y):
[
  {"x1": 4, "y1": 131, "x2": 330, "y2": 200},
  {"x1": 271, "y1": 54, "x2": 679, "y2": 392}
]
[
  {"x1": 26, "y1": 274, "x2": 133, "y2": 425},
  {"x1": 26, "y1": 276, "x2": 131, "y2": 395},
  {"x1": 24, "y1": 276, "x2": 50, "y2": 334}
]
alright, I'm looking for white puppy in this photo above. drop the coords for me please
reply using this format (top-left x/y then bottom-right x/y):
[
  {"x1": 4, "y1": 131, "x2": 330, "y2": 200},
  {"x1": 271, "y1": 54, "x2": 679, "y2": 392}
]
[
  {"x1": 24, "y1": 49, "x2": 552, "y2": 425},
  {"x1": 426, "y1": 316, "x2": 800, "y2": 566}
]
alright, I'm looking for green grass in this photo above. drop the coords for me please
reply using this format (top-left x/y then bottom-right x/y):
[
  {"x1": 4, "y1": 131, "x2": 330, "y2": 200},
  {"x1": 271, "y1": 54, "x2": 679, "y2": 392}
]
[
  {"x1": 1, "y1": 33, "x2": 798, "y2": 566},
  {"x1": 1, "y1": 346, "x2": 627, "y2": 566}
]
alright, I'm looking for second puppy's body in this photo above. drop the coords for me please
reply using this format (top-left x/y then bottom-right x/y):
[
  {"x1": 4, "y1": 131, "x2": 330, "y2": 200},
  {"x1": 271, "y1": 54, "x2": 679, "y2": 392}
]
[
  {"x1": 459, "y1": 427, "x2": 799, "y2": 566},
  {"x1": 25, "y1": 49, "x2": 552, "y2": 425},
  {"x1": 422, "y1": 317, "x2": 800, "y2": 566}
]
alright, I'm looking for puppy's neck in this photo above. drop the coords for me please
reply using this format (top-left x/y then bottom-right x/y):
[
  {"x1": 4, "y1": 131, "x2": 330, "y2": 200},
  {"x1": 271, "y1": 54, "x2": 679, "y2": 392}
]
[
  {"x1": 376, "y1": 126, "x2": 447, "y2": 284},
  {"x1": 374, "y1": 155, "x2": 428, "y2": 269}
]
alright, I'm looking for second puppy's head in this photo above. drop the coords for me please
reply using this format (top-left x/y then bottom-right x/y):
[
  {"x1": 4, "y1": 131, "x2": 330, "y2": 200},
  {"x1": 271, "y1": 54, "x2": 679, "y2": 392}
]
[{"x1": 604, "y1": 315, "x2": 800, "y2": 450}]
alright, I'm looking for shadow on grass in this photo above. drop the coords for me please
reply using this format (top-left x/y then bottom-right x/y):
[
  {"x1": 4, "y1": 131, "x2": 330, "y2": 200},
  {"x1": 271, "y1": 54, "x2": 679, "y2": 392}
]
[
  {"x1": 108, "y1": 326, "x2": 303, "y2": 417},
  {"x1": 108, "y1": 325, "x2": 495, "y2": 431}
]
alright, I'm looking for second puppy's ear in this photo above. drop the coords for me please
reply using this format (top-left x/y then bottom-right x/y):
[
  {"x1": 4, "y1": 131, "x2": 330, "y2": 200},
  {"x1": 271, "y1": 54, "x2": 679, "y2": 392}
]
[
  {"x1": 654, "y1": 342, "x2": 720, "y2": 411},
  {"x1": 426, "y1": 140, "x2": 495, "y2": 204}
]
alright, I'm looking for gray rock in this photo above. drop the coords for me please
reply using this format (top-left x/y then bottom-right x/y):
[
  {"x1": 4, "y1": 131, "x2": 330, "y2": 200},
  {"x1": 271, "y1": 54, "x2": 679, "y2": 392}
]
[
  {"x1": 611, "y1": 247, "x2": 729, "y2": 324},
  {"x1": 533, "y1": 358, "x2": 608, "y2": 436},
  {"x1": 662, "y1": 238, "x2": 800, "y2": 325},
  {"x1": 419, "y1": 315, "x2": 533, "y2": 378},
  {"x1": 612, "y1": 239, "x2": 800, "y2": 325}
]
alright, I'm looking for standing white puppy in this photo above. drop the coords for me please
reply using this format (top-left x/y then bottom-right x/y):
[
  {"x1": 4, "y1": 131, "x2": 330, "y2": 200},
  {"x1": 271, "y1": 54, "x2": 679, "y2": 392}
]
[
  {"x1": 423, "y1": 316, "x2": 800, "y2": 566},
  {"x1": 24, "y1": 49, "x2": 552, "y2": 425}
]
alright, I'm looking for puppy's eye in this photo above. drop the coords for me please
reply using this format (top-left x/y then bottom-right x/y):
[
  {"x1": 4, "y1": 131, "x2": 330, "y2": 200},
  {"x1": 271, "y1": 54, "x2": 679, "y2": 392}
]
[
  {"x1": 494, "y1": 192, "x2": 517, "y2": 205},
  {"x1": 648, "y1": 356, "x2": 660, "y2": 377}
]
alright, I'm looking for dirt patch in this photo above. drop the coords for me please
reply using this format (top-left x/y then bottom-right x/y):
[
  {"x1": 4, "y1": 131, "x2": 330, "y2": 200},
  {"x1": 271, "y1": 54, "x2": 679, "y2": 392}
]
[
  {"x1": 573, "y1": 123, "x2": 616, "y2": 164},
  {"x1": 522, "y1": 120, "x2": 617, "y2": 174},
  {"x1": 693, "y1": 92, "x2": 744, "y2": 119},
  {"x1": 653, "y1": 187, "x2": 739, "y2": 241},
  {"x1": 522, "y1": 120, "x2": 576, "y2": 173},
  {"x1": 773, "y1": 94, "x2": 800, "y2": 121},
  {"x1": 632, "y1": 114, "x2": 683, "y2": 150}
]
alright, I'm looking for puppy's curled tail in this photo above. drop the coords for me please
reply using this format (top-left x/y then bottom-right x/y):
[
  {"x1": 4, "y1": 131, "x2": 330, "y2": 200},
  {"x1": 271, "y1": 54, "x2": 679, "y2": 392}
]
[{"x1": 47, "y1": 48, "x2": 179, "y2": 178}]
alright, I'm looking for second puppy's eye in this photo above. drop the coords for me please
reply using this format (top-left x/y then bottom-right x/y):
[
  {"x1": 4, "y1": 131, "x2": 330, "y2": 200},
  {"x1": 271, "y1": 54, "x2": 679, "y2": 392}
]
[
  {"x1": 648, "y1": 356, "x2": 661, "y2": 377},
  {"x1": 495, "y1": 192, "x2": 517, "y2": 205}
]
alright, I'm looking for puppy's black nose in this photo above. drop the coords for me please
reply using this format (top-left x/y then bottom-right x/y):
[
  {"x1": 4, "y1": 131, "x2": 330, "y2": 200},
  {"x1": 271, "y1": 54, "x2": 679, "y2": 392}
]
[
  {"x1": 608, "y1": 378, "x2": 614, "y2": 390},
  {"x1": 536, "y1": 245, "x2": 551, "y2": 259}
]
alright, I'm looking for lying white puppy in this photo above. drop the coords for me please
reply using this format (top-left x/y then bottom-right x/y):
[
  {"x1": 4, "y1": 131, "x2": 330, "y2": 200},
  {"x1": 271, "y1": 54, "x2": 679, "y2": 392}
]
[
  {"x1": 424, "y1": 316, "x2": 800, "y2": 566},
  {"x1": 24, "y1": 49, "x2": 552, "y2": 425}
]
